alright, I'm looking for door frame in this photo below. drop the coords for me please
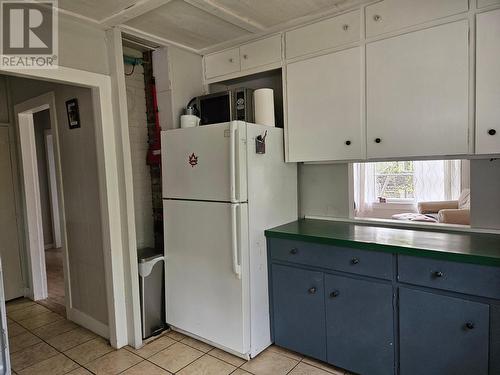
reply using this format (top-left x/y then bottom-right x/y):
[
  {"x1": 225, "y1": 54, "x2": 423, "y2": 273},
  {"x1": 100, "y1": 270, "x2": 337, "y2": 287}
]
[
  {"x1": 2, "y1": 65, "x2": 129, "y2": 348},
  {"x1": 44, "y1": 129, "x2": 62, "y2": 249},
  {"x1": 14, "y1": 93, "x2": 58, "y2": 302}
]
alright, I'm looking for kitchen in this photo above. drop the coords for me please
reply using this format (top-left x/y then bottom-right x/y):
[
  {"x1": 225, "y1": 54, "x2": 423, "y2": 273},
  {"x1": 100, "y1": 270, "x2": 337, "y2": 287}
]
[{"x1": 1, "y1": 0, "x2": 500, "y2": 374}]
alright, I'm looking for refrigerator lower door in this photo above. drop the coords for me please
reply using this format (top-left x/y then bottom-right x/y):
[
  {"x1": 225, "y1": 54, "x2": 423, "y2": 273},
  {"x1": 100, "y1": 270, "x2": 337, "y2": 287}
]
[
  {"x1": 164, "y1": 199, "x2": 250, "y2": 355},
  {"x1": 0, "y1": 260, "x2": 10, "y2": 375}
]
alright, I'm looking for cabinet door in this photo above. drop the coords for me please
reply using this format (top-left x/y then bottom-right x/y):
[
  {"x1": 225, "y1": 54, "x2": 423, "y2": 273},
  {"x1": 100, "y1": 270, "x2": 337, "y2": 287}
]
[
  {"x1": 366, "y1": 20, "x2": 469, "y2": 159},
  {"x1": 365, "y1": 0, "x2": 468, "y2": 38},
  {"x1": 399, "y1": 288, "x2": 489, "y2": 375},
  {"x1": 285, "y1": 10, "x2": 360, "y2": 59},
  {"x1": 476, "y1": 9, "x2": 500, "y2": 154},
  {"x1": 271, "y1": 264, "x2": 326, "y2": 360},
  {"x1": 240, "y1": 35, "x2": 281, "y2": 71},
  {"x1": 325, "y1": 274, "x2": 394, "y2": 375},
  {"x1": 204, "y1": 48, "x2": 240, "y2": 79},
  {"x1": 286, "y1": 47, "x2": 362, "y2": 162}
]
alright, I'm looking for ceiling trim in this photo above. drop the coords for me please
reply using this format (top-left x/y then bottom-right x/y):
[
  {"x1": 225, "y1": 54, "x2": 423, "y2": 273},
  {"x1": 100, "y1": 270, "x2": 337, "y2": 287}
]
[
  {"x1": 198, "y1": 0, "x2": 365, "y2": 55},
  {"x1": 182, "y1": 0, "x2": 265, "y2": 33},
  {"x1": 101, "y1": 0, "x2": 174, "y2": 27},
  {"x1": 118, "y1": 24, "x2": 201, "y2": 54}
]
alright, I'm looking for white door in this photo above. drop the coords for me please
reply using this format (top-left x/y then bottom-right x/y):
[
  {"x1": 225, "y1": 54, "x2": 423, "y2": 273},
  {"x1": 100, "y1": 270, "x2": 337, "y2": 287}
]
[
  {"x1": 476, "y1": 8, "x2": 500, "y2": 155},
  {"x1": 240, "y1": 35, "x2": 281, "y2": 71},
  {"x1": 164, "y1": 199, "x2": 250, "y2": 354},
  {"x1": 204, "y1": 48, "x2": 240, "y2": 80},
  {"x1": 286, "y1": 47, "x2": 363, "y2": 162},
  {"x1": 0, "y1": 127, "x2": 24, "y2": 300},
  {"x1": 366, "y1": 20, "x2": 469, "y2": 159},
  {"x1": 162, "y1": 122, "x2": 247, "y2": 202}
]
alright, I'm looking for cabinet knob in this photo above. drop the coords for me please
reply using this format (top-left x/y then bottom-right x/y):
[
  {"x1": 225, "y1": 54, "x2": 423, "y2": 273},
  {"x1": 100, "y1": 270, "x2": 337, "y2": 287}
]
[
  {"x1": 330, "y1": 290, "x2": 340, "y2": 298},
  {"x1": 488, "y1": 129, "x2": 497, "y2": 136},
  {"x1": 243, "y1": 54, "x2": 248, "y2": 59},
  {"x1": 373, "y1": 14, "x2": 382, "y2": 22},
  {"x1": 351, "y1": 257, "x2": 360, "y2": 265},
  {"x1": 229, "y1": 58, "x2": 234, "y2": 63},
  {"x1": 290, "y1": 248, "x2": 298, "y2": 255},
  {"x1": 345, "y1": 140, "x2": 351, "y2": 146},
  {"x1": 308, "y1": 287, "x2": 317, "y2": 294},
  {"x1": 465, "y1": 322, "x2": 475, "y2": 330},
  {"x1": 375, "y1": 138, "x2": 381, "y2": 143},
  {"x1": 342, "y1": 24, "x2": 349, "y2": 31},
  {"x1": 433, "y1": 271, "x2": 444, "y2": 278}
]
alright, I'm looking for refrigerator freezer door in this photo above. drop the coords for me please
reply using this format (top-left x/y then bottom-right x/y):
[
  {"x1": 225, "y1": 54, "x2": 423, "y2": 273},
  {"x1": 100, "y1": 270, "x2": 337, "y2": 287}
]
[
  {"x1": 162, "y1": 122, "x2": 247, "y2": 202},
  {"x1": 164, "y1": 199, "x2": 250, "y2": 355}
]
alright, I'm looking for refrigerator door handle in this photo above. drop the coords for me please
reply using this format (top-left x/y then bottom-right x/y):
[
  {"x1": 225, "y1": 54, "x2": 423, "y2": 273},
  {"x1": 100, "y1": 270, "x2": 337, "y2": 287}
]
[
  {"x1": 229, "y1": 121, "x2": 238, "y2": 203},
  {"x1": 231, "y1": 203, "x2": 242, "y2": 279}
]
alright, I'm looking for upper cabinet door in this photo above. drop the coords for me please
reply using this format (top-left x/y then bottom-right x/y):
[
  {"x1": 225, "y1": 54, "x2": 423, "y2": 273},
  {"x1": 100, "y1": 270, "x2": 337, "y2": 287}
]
[
  {"x1": 240, "y1": 35, "x2": 281, "y2": 71},
  {"x1": 476, "y1": 9, "x2": 500, "y2": 155},
  {"x1": 366, "y1": 20, "x2": 469, "y2": 159},
  {"x1": 365, "y1": 0, "x2": 469, "y2": 38},
  {"x1": 285, "y1": 10, "x2": 360, "y2": 60},
  {"x1": 204, "y1": 48, "x2": 240, "y2": 80},
  {"x1": 477, "y1": 0, "x2": 500, "y2": 8},
  {"x1": 286, "y1": 47, "x2": 362, "y2": 162}
]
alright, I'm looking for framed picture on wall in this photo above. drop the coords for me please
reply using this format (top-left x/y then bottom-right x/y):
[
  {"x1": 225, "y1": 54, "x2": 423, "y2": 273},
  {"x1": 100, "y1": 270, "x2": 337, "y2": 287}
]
[{"x1": 66, "y1": 98, "x2": 80, "y2": 129}]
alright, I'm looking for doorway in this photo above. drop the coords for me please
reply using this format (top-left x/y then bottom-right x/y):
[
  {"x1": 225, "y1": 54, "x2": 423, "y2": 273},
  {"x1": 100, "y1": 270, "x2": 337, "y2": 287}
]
[
  {"x1": 14, "y1": 93, "x2": 69, "y2": 316},
  {"x1": 31, "y1": 109, "x2": 65, "y2": 315}
]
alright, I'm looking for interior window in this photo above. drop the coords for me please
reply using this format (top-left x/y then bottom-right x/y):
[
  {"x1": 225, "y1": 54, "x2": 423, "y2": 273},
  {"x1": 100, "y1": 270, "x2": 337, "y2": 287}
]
[{"x1": 353, "y1": 160, "x2": 470, "y2": 226}]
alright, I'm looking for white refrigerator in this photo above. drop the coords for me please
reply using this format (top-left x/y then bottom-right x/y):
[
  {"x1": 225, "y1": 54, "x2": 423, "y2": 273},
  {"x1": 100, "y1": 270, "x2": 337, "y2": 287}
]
[{"x1": 161, "y1": 121, "x2": 297, "y2": 359}]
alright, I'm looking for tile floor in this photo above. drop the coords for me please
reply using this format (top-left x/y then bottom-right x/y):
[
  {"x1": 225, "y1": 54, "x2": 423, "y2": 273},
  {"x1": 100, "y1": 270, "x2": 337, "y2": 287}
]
[
  {"x1": 37, "y1": 248, "x2": 66, "y2": 316},
  {"x1": 6, "y1": 298, "x2": 353, "y2": 375}
]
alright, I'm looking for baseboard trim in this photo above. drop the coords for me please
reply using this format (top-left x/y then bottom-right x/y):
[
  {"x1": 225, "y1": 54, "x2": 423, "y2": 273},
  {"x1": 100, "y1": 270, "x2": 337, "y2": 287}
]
[
  {"x1": 44, "y1": 243, "x2": 54, "y2": 250},
  {"x1": 68, "y1": 307, "x2": 109, "y2": 340}
]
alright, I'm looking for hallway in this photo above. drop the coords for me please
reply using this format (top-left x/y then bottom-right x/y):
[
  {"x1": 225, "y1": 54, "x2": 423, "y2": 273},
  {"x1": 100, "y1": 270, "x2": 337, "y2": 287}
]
[{"x1": 37, "y1": 248, "x2": 65, "y2": 317}]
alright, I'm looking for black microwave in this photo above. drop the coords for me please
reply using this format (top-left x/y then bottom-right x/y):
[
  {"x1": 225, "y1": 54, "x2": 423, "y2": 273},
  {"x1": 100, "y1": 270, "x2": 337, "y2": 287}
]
[{"x1": 195, "y1": 88, "x2": 254, "y2": 125}]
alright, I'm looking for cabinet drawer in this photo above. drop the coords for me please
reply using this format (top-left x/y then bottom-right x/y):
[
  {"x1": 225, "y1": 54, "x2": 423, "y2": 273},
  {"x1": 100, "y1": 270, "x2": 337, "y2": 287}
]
[
  {"x1": 285, "y1": 10, "x2": 360, "y2": 59},
  {"x1": 398, "y1": 255, "x2": 500, "y2": 299},
  {"x1": 240, "y1": 35, "x2": 281, "y2": 71},
  {"x1": 365, "y1": 0, "x2": 468, "y2": 38},
  {"x1": 204, "y1": 48, "x2": 240, "y2": 79},
  {"x1": 269, "y1": 239, "x2": 393, "y2": 280}
]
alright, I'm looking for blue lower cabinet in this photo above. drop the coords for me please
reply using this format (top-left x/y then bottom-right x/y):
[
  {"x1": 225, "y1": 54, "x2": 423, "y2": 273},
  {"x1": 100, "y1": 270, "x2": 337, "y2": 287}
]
[
  {"x1": 399, "y1": 288, "x2": 489, "y2": 375},
  {"x1": 325, "y1": 274, "x2": 394, "y2": 375},
  {"x1": 271, "y1": 264, "x2": 326, "y2": 360}
]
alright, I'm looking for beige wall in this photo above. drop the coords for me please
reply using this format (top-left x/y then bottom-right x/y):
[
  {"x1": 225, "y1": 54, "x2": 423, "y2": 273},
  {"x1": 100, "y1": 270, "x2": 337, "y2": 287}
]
[
  {"x1": 153, "y1": 46, "x2": 203, "y2": 130},
  {"x1": 299, "y1": 163, "x2": 351, "y2": 218},
  {"x1": 58, "y1": 17, "x2": 109, "y2": 75},
  {"x1": 8, "y1": 76, "x2": 109, "y2": 325},
  {"x1": 470, "y1": 159, "x2": 500, "y2": 230}
]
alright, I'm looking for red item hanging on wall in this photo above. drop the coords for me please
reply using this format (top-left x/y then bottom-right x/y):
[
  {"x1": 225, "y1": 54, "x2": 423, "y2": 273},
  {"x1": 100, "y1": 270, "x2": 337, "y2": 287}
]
[{"x1": 147, "y1": 78, "x2": 161, "y2": 166}]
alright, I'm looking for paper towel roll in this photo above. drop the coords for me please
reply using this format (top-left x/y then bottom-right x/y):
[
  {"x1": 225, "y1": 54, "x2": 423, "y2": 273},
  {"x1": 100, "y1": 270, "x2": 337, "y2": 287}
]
[{"x1": 254, "y1": 88, "x2": 275, "y2": 127}]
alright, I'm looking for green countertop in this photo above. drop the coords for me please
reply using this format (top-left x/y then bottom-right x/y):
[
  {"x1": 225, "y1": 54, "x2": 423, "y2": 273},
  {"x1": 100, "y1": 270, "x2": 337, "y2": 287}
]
[{"x1": 265, "y1": 219, "x2": 500, "y2": 267}]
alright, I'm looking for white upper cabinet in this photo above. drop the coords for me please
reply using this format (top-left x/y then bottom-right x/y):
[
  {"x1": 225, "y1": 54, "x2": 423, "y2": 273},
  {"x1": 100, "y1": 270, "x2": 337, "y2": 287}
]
[
  {"x1": 285, "y1": 10, "x2": 360, "y2": 59},
  {"x1": 286, "y1": 47, "x2": 362, "y2": 162},
  {"x1": 366, "y1": 20, "x2": 469, "y2": 159},
  {"x1": 240, "y1": 35, "x2": 281, "y2": 71},
  {"x1": 204, "y1": 48, "x2": 240, "y2": 80},
  {"x1": 477, "y1": 0, "x2": 500, "y2": 8},
  {"x1": 476, "y1": 8, "x2": 500, "y2": 155},
  {"x1": 204, "y1": 35, "x2": 282, "y2": 81},
  {"x1": 365, "y1": 0, "x2": 469, "y2": 38}
]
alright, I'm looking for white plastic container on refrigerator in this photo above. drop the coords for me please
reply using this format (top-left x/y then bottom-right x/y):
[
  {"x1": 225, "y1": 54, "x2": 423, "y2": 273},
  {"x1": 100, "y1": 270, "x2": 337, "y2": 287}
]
[{"x1": 162, "y1": 121, "x2": 297, "y2": 359}]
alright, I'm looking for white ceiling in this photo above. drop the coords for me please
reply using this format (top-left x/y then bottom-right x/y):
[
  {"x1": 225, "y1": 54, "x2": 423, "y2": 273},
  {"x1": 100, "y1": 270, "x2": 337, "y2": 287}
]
[{"x1": 54, "y1": 0, "x2": 365, "y2": 53}]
